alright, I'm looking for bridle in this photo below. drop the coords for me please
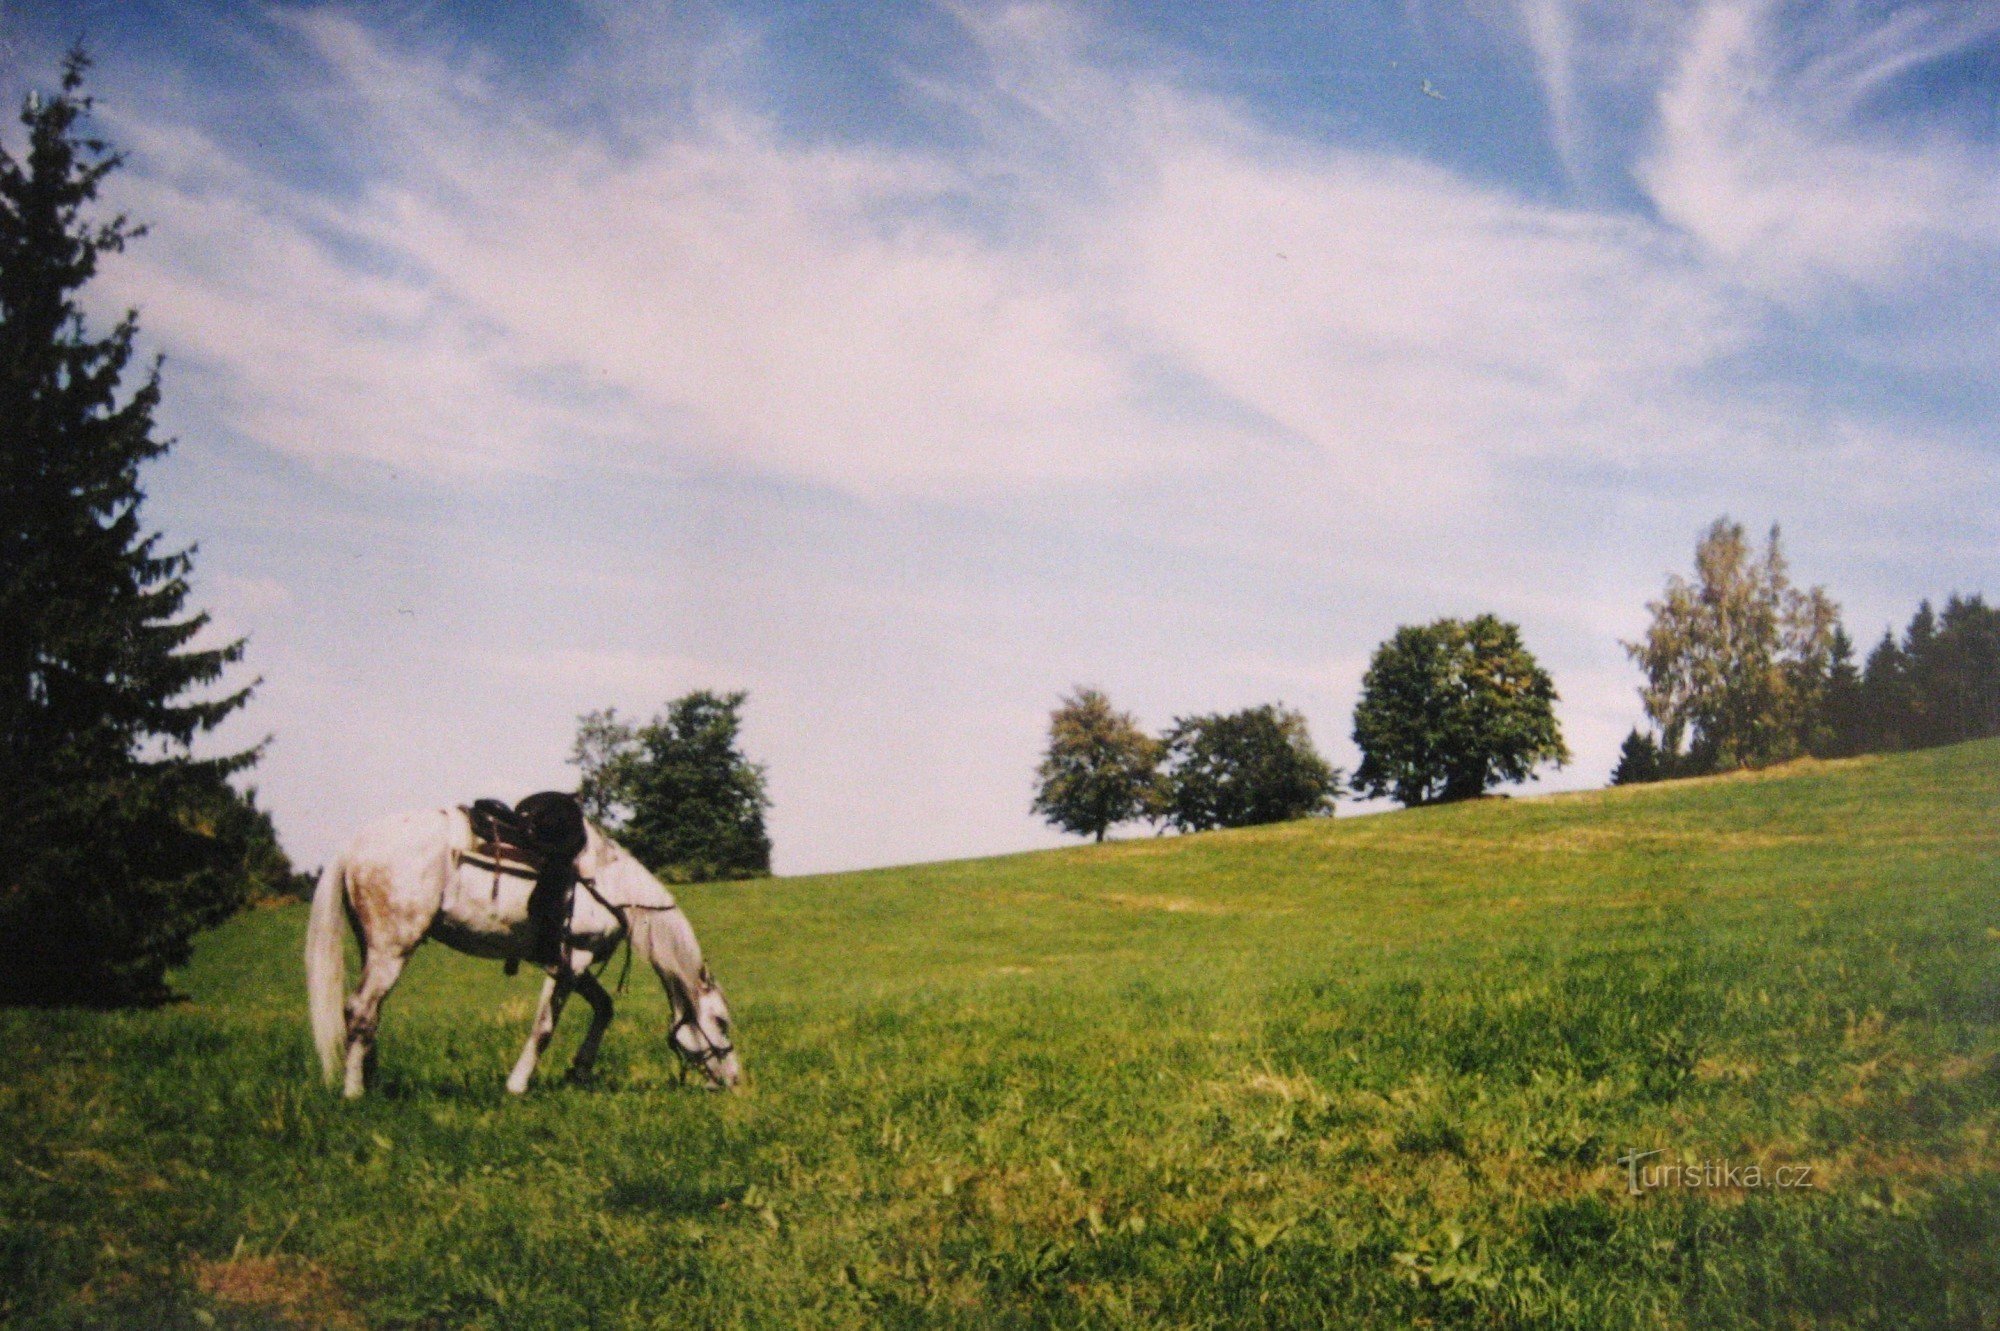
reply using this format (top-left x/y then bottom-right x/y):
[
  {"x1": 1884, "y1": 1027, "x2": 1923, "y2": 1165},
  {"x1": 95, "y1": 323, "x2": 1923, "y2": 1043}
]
[
  {"x1": 669, "y1": 983, "x2": 734, "y2": 1082},
  {"x1": 567, "y1": 840, "x2": 734, "y2": 1083}
]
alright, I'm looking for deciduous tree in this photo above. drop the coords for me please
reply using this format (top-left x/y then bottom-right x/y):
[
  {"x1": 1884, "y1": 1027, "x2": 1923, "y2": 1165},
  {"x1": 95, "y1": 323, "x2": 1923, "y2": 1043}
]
[
  {"x1": 1623, "y1": 519, "x2": 1840, "y2": 775},
  {"x1": 1158, "y1": 704, "x2": 1339, "y2": 832},
  {"x1": 1351, "y1": 615, "x2": 1568, "y2": 806},
  {"x1": 1031, "y1": 687, "x2": 1162, "y2": 842},
  {"x1": 570, "y1": 692, "x2": 771, "y2": 882}
]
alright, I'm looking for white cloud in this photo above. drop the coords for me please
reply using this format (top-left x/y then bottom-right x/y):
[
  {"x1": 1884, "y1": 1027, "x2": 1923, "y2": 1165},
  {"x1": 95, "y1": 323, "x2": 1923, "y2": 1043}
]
[
  {"x1": 1640, "y1": 0, "x2": 2000, "y2": 297},
  {"x1": 70, "y1": 2, "x2": 2000, "y2": 873},
  {"x1": 95, "y1": 4, "x2": 1774, "y2": 514}
]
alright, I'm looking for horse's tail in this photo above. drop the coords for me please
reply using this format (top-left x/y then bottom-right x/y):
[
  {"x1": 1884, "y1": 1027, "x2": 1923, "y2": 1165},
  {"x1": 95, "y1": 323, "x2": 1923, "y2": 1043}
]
[{"x1": 305, "y1": 857, "x2": 350, "y2": 1086}]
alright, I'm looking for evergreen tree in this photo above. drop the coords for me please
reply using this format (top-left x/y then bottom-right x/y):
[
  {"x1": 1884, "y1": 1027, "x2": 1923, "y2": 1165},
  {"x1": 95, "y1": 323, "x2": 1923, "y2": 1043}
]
[
  {"x1": 1929, "y1": 595, "x2": 2000, "y2": 744},
  {"x1": 1848, "y1": 598, "x2": 2000, "y2": 754},
  {"x1": 1159, "y1": 704, "x2": 1340, "y2": 832},
  {"x1": 1351, "y1": 615, "x2": 1568, "y2": 806},
  {"x1": 1901, "y1": 601, "x2": 1941, "y2": 747},
  {"x1": 1857, "y1": 630, "x2": 1907, "y2": 752},
  {"x1": 1609, "y1": 729, "x2": 1664, "y2": 785},
  {"x1": 1817, "y1": 626, "x2": 1865, "y2": 757},
  {"x1": 570, "y1": 692, "x2": 771, "y2": 882},
  {"x1": 1, "y1": 51, "x2": 267, "y2": 1004},
  {"x1": 1031, "y1": 687, "x2": 1163, "y2": 843}
]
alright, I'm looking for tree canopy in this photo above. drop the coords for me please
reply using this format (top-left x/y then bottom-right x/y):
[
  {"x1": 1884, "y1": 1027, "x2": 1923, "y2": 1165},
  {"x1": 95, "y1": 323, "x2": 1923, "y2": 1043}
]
[
  {"x1": 1031, "y1": 687, "x2": 1162, "y2": 843},
  {"x1": 571, "y1": 691, "x2": 772, "y2": 883},
  {"x1": 1854, "y1": 596, "x2": 2000, "y2": 754},
  {"x1": 1622, "y1": 519, "x2": 1840, "y2": 776},
  {"x1": 1158, "y1": 704, "x2": 1340, "y2": 832},
  {"x1": 0, "y1": 51, "x2": 285, "y2": 1004},
  {"x1": 1351, "y1": 615, "x2": 1568, "y2": 807}
]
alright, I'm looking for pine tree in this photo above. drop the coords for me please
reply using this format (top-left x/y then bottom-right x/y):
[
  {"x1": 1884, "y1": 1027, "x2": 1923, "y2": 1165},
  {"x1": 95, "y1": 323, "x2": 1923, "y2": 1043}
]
[{"x1": 1, "y1": 51, "x2": 263, "y2": 1004}]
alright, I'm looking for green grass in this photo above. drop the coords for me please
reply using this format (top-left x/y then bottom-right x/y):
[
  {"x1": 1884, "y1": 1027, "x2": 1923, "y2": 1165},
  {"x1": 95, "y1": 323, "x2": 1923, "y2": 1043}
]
[{"x1": 4, "y1": 742, "x2": 1999, "y2": 1328}]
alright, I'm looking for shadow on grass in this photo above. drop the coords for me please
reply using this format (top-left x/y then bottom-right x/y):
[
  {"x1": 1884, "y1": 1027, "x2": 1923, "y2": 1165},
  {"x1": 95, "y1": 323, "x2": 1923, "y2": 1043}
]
[{"x1": 603, "y1": 1177, "x2": 747, "y2": 1216}]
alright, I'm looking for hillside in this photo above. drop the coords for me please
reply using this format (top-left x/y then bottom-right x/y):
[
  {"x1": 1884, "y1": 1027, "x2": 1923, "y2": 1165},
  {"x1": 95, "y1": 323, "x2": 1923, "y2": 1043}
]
[{"x1": 4, "y1": 742, "x2": 1999, "y2": 1328}]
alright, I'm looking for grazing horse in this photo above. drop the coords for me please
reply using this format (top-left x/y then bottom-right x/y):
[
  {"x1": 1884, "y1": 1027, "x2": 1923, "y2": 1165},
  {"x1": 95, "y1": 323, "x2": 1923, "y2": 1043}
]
[{"x1": 305, "y1": 806, "x2": 740, "y2": 1098}]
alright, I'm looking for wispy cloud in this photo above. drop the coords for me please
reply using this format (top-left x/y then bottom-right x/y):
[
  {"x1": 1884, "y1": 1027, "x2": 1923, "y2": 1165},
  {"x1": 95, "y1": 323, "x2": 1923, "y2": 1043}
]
[
  {"x1": 53, "y1": 1, "x2": 2000, "y2": 870},
  {"x1": 100, "y1": 4, "x2": 1766, "y2": 511}
]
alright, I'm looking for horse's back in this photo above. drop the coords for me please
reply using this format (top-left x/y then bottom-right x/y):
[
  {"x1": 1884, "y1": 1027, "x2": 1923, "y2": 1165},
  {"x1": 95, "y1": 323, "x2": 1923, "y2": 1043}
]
[
  {"x1": 338, "y1": 808, "x2": 461, "y2": 941},
  {"x1": 343, "y1": 807, "x2": 463, "y2": 864}
]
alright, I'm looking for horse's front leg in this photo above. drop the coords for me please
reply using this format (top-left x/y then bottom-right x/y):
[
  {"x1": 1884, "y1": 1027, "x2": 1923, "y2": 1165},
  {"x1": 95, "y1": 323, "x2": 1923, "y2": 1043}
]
[
  {"x1": 566, "y1": 969, "x2": 616, "y2": 1084},
  {"x1": 506, "y1": 971, "x2": 572, "y2": 1095}
]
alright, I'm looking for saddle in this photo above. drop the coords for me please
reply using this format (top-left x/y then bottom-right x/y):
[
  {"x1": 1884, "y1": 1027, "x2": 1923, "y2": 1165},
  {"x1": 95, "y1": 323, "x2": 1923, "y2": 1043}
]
[
  {"x1": 467, "y1": 792, "x2": 588, "y2": 870},
  {"x1": 463, "y1": 792, "x2": 589, "y2": 970}
]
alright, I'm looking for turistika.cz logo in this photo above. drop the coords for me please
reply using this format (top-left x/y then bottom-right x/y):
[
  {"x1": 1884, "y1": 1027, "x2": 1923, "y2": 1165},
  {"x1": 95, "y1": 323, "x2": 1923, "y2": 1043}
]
[{"x1": 1616, "y1": 1149, "x2": 1817, "y2": 1196}]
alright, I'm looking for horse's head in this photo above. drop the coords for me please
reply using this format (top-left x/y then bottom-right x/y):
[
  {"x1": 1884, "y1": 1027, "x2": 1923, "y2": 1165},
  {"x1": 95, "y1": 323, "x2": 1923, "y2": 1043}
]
[{"x1": 670, "y1": 964, "x2": 740, "y2": 1089}]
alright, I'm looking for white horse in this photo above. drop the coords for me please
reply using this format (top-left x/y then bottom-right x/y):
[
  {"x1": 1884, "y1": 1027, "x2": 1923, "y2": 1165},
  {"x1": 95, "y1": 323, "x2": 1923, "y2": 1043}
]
[{"x1": 305, "y1": 807, "x2": 740, "y2": 1098}]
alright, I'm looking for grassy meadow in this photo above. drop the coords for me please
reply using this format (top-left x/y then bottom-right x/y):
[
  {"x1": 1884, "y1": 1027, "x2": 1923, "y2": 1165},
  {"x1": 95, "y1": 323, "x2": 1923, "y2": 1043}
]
[{"x1": 4, "y1": 741, "x2": 1999, "y2": 1328}]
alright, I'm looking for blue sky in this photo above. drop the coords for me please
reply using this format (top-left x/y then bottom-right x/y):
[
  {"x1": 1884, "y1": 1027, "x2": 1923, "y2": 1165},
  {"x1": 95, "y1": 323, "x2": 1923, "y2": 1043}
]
[{"x1": 6, "y1": 1, "x2": 1998, "y2": 873}]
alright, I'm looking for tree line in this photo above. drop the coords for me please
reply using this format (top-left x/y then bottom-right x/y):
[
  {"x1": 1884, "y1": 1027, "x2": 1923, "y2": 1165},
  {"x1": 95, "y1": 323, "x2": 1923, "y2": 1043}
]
[
  {"x1": 1033, "y1": 613, "x2": 1571, "y2": 841},
  {"x1": 1035, "y1": 521, "x2": 2000, "y2": 844},
  {"x1": 1613, "y1": 519, "x2": 2000, "y2": 784}
]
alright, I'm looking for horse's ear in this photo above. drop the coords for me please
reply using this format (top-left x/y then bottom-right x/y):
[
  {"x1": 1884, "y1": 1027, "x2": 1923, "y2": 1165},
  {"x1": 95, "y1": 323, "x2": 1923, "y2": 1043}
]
[{"x1": 698, "y1": 963, "x2": 714, "y2": 990}]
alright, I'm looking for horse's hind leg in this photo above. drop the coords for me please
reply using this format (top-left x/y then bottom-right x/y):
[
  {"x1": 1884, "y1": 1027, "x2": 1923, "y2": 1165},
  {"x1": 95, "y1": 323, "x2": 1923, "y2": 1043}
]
[
  {"x1": 565, "y1": 970, "x2": 615, "y2": 1085},
  {"x1": 507, "y1": 972, "x2": 572, "y2": 1095},
  {"x1": 344, "y1": 946, "x2": 410, "y2": 1099}
]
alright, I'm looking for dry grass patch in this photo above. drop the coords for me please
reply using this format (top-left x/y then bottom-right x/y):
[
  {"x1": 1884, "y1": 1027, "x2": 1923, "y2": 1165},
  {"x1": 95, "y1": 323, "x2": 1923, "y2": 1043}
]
[{"x1": 192, "y1": 1255, "x2": 364, "y2": 1330}]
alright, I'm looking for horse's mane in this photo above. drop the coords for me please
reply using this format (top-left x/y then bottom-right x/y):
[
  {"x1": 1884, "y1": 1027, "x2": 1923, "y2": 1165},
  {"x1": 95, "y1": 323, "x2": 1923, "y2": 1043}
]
[
  {"x1": 581, "y1": 824, "x2": 679, "y2": 911},
  {"x1": 581, "y1": 825, "x2": 702, "y2": 992}
]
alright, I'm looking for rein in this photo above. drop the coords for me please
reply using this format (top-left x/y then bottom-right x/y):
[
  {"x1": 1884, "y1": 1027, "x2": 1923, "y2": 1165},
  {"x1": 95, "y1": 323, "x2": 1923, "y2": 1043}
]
[
  {"x1": 668, "y1": 1002, "x2": 736, "y2": 1083},
  {"x1": 574, "y1": 874, "x2": 681, "y2": 995},
  {"x1": 587, "y1": 872, "x2": 734, "y2": 1078},
  {"x1": 459, "y1": 831, "x2": 725, "y2": 1077},
  {"x1": 560, "y1": 873, "x2": 730, "y2": 1080}
]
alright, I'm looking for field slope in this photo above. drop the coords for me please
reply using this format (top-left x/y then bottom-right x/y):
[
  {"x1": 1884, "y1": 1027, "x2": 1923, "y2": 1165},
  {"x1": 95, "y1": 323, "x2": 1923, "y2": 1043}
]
[{"x1": 4, "y1": 742, "x2": 1999, "y2": 1329}]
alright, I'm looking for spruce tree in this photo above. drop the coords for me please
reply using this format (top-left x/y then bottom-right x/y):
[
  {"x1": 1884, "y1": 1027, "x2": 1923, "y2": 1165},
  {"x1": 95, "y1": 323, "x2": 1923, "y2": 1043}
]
[
  {"x1": 1, "y1": 51, "x2": 263, "y2": 1003},
  {"x1": 1609, "y1": 728, "x2": 1663, "y2": 785},
  {"x1": 1930, "y1": 595, "x2": 2000, "y2": 744},
  {"x1": 1859, "y1": 630, "x2": 1911, "y2": 752},
  {"x1": 1817, "y1": 626, "x2": 1865, "y2": 757}
]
